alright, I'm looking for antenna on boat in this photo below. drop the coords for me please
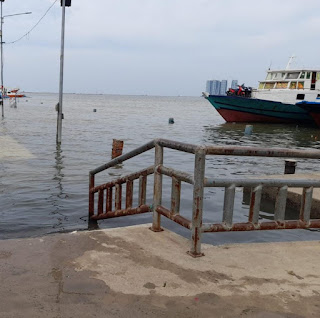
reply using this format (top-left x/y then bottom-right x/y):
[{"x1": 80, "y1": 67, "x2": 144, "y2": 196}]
[
  {"x1": 268, "y1": 60, "x2": 272, "y2": 70},
  {"x1": 286, "y1": 54, "x2": 296, "y2": 70}
]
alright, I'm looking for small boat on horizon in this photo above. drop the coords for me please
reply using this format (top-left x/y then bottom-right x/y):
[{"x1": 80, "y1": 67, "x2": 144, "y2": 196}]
[
  {"x1": 203, "y1": 57, "x2": 320, "y2": 126},
  {"x1": 0, "y1": 87, "x2": 26, "y2": 98}
]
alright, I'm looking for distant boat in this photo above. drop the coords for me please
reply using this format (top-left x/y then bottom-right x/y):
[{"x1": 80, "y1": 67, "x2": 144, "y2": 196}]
[
  {"x1": 203, "y1": 57, "x2": 320, "y2": 125},
  {"x1": 0, "y1": 87, "x2": 26, "y2": 98}
]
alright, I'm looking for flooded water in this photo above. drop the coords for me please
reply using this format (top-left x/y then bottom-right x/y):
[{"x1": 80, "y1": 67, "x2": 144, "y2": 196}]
[{"x1": 1, "y1": 93, "x2": 320, "y2": 244}]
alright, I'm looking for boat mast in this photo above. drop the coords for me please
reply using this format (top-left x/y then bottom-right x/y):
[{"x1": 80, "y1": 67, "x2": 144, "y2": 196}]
[{"x1": 286, "y1": 54, "x2": 296, "y2": 70}]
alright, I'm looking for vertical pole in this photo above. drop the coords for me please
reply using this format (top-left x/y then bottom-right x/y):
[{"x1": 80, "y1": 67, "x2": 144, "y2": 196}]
[
  {"x1": 1, "y1": 1, "x2": 4, "y2": 118},
  {"x1": 56, "y1": 0, "x2": 66, "y2": 144},
  {"x1": 150, "y1": 143, "x2": 163, "y2": 232},
  {"x1": 88, "y1": 173, "x2": 98, "y2": 229},
  {"x1": 188, "y1": 146, "x2": 206, "y2": 257}
]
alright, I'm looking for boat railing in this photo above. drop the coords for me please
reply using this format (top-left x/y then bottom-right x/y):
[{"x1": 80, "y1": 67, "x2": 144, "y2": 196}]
[{"x1": 89, "y1": 138, "x2": 320, "y2": 257}]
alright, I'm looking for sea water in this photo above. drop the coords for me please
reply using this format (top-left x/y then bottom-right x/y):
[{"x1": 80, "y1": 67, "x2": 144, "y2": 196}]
[{"x1": 1, "y1": 93, "x2": 320, "y2": 244}]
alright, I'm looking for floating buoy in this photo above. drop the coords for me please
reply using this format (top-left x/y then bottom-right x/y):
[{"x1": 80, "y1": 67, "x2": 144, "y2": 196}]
[
  {"x1": 244, "y1": 125, "x2": 253, "y2": 135},
  {"x1": 93, "y1": 109, "x2": 97, "y2": 112},
  {"x1": 168, "y1": 118, "x2": 174, "y2": 124}
]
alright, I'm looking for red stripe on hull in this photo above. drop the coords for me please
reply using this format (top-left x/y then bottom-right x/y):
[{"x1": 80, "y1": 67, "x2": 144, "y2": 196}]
[
  {"x1": 309, "y1": 113, "x2": 320, "y2": 128},
  {"x1": 217, "y1": 109, "x2": 298, "y2": 123},
  {"x1": 7, "y1": 94, "x2": 25, "y2": 98}
]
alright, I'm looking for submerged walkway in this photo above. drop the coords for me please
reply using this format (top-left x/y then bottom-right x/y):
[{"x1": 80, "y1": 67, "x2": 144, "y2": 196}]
[
  {"x1": 0, "y1": 135, "x2": 34, "y2": 160},
  {"x1": 0, "y1": 224, "x2": 320, "y2": 317}
]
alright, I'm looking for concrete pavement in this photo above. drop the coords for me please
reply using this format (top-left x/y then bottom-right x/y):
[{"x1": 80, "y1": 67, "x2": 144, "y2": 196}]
[{"x1": 1, "y1": 224, "x2": 320, "y2": 317}]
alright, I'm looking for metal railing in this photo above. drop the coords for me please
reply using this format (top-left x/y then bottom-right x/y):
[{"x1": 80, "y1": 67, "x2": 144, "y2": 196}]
[{"x1": 89, "y1": 138, "x2": 320, "y2": 257}]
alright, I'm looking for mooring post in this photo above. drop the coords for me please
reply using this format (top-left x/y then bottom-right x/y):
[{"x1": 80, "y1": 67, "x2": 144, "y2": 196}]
[
  {"x1": 112, "y1": 139, "x2": 124, "y2": 159},
  {"x1": 188, "y1": 146, "x2": 206, "y2": 257},
  {"x1": 151, "y1": 142, "x2": 163, "y2": 232},
  {"x1": 284, "y1": 159, "x2": 297, "y2": 174}
]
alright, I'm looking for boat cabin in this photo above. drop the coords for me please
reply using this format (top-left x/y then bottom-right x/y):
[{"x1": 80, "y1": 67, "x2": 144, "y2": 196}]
[{"x1": 258, "y1": 70, "x2": 320, "y2": 91}]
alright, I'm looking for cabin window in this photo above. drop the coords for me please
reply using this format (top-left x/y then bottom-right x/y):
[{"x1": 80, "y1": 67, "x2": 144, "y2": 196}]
[
  {"x1": 299, "y1": 72, "x2": 305, "y2": 79},
  {"x1": 274, "y1": 73, "x2": 283, "y2": 80},
  {"x1": 298, "y1": 82, "x2": 304, "y2": 89},
  {"x1": 306, "y1": 72, "x2": 311, "y2": 79},
  {"x1": 296, "y1": 94, "x2": 305, "y2": 100},
  {"x1": 317, "y1": 73, "x2": 320, "y2": 80},
  {"x1": 286, "y1": 72, "x2": 300, "y2": 79},
  {"x1": 290, "y1": 82, "x2": 297, "y2": 89},
  {"x1": 266, "y1": 73, "x2": 272, "y2": 80},
  {"x1": 264, "y1": 82, "x2": 275, "y2": 89},
  {"x1": 258, "y1": 83, "x2": 265, "y2": 89},
  {"x1": 275, "y1": 82, "x2": 288, "y2": 89}
]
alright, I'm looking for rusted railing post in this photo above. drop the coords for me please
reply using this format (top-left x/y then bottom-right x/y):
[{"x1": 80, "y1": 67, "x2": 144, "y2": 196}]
[
  {"x1": 88, "y1": 173, "x2": 98, "y2": 229},
  {"x1": 188, "y1": 146, "x2": 206, "y2": 257},
  {"x1": 151, "y1": 142, "x2": 163, "y2": 232},
  {"x1": 139, "y1": 175, "x2": 147, "y2": 206},
  {"x1": 300, "y1": 187, "x2": 313, "y2": 223},
  {"x1": 248, "y1": 185, "x2": 262, "y2": 225},
  {"x1": 171, "y1": 176, "x2": 181, "y2": 215},
  {"x1": 126, "y1": 180, "x2": 133, "y2": 209},
  {"x1": 115, "y1": 183, "x2": 122, "y2": 211}
]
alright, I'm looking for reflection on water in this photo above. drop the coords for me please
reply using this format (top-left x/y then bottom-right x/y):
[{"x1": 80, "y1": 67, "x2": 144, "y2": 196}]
[
  {"x1": 50, "y1": 144, "x2": 68, "y2": 231},
  {"x1": 242, "y1": 188, "x2": 299, "y2": 221},
  {"x1": 204, "y1": 122, "x2": 320, "y2": 149}
]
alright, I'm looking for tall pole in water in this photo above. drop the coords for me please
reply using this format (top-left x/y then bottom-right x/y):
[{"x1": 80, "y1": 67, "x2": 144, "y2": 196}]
[
  {"x1": 1, "y1": 0, "x2": 4, "y2": 119},
  {"x1": 56, "y1": 0, "x2": 66, "y2": 144}
]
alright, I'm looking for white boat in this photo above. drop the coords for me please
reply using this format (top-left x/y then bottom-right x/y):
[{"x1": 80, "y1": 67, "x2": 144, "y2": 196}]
[{"x1": 204, "y1": 57, "x2": 320, "y2": 124}]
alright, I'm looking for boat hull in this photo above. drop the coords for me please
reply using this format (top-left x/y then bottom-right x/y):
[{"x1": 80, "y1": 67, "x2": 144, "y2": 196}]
[
  {"x1": 206, "y1": 95, "x2": 314, "y2": 124},
  {"x1": 7, "y1": 94, "x2": 25, "y2": 98},
  {"x1": 297, "y1": 102, "x2": 320, "y2": 128}
]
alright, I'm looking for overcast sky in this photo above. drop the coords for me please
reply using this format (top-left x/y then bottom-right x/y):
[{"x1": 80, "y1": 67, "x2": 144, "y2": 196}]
[{"x1": 3, "y1": 0, "x2": 320, "y2": 96}]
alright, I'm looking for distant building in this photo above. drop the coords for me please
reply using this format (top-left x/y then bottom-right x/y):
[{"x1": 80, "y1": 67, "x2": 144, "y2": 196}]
[
  {"x1": 231, "y1": 80, "x2": 238, "y2": 89},
  {"x1": 206, "y1": 80, "x2": 221, "y2": 95},
  {"x1": 220, "y1": 80, "x2": 228, "y2": 95}
]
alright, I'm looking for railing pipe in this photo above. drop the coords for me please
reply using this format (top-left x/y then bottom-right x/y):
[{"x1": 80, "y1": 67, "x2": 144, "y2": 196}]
[
  {"x1": 274, "y1": 186, "x2": 288, "y2": 221},
  {"x1": 115, "y1": 184, "x2": 122, "y2": 210},
  {"x1": 156, "y1": 205, "x2": 192, "y2": 230},
  {"x1": 151, "y1": 144, "x2": 163, "y2": 232},
  {"x1": 90, "y1": 166, "x2": 154, "y2": 193},
  {"x1": 126, "y1": 180, "x2": 133, "y2": 209},
  {"x1": 89, "y1": 173, "x2": 95, "y2": 218},
  {"x1": 90, "y1": 140, "x2": 155, "y2": 176},
  {"x1": 205, "y1": 146, "x2": 320, "y2": 159},
  {"x1": 189, "y1": 146, "x2": 206, "y2": 257},
  {"x1": 205, "y1": 178, "x2": 320, "y2": 188},
  {"x1": 106, "y1": 187, "x2": 112, "y2": 212},
  {"x1": 300, "y1": 187, "x2": 313, "y2": 223},
  {"x1": 156, "y1": 138, "x2": 197, "y2": 154},
  {"x1": 138, "y1": 175, "x2": 147, "y2": 206},
  {"x1": 201, "y1": 219, "x2": 320, "y2": 233},
  {"x1": 157, "y1": 165, "x2": 194, "y2": 184},
  {"x1": 222, "y1": 184, "x2": 235, "y2": 227},
  {"x1": 171, "y1": 176, "x2": 181, "y2": 215},
  {"x1": 248, "y1": 185, "x2": 262, "y2": 224},
  {"x1": 91, "y1": 204, "x2": 151, "y2": 220}
]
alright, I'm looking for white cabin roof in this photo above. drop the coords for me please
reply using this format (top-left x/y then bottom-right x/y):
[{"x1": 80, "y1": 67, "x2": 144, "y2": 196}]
[{"x1": 267, "y1": 69, "x2": 320, "y2": 73}]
